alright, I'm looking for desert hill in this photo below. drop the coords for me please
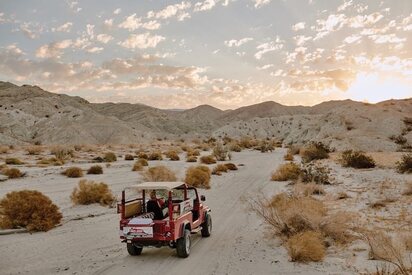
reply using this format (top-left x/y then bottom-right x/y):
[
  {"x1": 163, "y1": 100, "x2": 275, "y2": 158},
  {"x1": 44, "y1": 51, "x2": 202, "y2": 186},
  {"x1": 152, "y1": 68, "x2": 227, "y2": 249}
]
[{"x1": 0, "y1": 81, "x2": 411, "y2": 151}]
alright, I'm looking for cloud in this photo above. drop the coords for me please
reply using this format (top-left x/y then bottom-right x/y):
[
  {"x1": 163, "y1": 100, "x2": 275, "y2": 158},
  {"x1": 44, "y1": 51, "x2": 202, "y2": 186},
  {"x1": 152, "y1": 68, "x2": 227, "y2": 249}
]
[
  {"x1": 67, "y1": 1, "x2": 82, "y2": 13},
  {"x1": 224, "y1": 37, "x2": 253, "y2": 47},
  {"x1": 86, "y1": 24, "x2": 95, "y2": 39},
  {"x1": 86, "y1": 47, "x2": 103, "y2": 53},
  {"x1": 294, "y1": 35, "x2": 312, "y2": 46},
  {"x1": 96, "y1": 34, "x2": 113, "y2": 44},
  {"x1": 119, "y1": 33, "x2": 165, "y2": 49},
  {"x1": 19, "y1": 22, "x2": 41, "y2": 39},
  {"x1": 52, "y1": 22, "x2": 73, "y2": 32},
  {"x1": 35, "y1": 39, "x2": 72, "y2": 58},
  {"x1": 337, "y1": 0, "x2": 353, "y2": 12},
  {"x1": 113, "y1": 8, "x2": 121, "y2": 15},
  {"x1": 119, "y1": 14, "x2": 161, "y2": 31},
  {"x1": 194, "y1": 0, "x2": 217, "y2": 12},
  {"x1": 254, "y1": 36, "x2": 284, "y2": 60},
  {"x1": 254, "y1": 0, "x2": 271, "y2": 9},
  {"x1": 148, "y1": 1, "x2": 191, "y2": 21},
  {"x1": 292, "y1": 22, "x2": 305, "y2": 31}
]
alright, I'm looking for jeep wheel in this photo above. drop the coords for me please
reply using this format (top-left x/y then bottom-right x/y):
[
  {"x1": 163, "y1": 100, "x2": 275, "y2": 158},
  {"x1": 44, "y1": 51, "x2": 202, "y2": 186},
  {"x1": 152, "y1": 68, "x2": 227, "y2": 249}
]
[
  {"x1": 176, "y1": 229, "x2": 191, "y2": 258},
  {"x1": 127, "y1": 243, "x2": 143, "y2": 256},
  {"x1": 201, "y1": 214, "x2": 212, "y2": 237}
]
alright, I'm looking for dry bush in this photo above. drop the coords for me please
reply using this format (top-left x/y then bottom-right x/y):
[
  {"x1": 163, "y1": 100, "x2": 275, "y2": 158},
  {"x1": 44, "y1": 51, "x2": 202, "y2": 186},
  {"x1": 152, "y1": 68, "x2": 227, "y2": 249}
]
[
  {"x1": 212, "y1": 164, "x2": 228, "y2": 175},
  {"x1": 300, "y1": 142, "x2": 330, "y2": 163},
  {"x1": 103, "y1": 152, "x2": 117, "y2": 162},
  {"x1": 62, "y1": 167, "x2": 83, "y2": 178},
  {"x1": 136, "y1": 158, "x2": 148, "y2": 166},
  {"x1": 320, "y1": 212, "x2": 354, "y2": 245},
  {"x1": 390, "y1": 135, "x2": 408, "y2": 145},
  {"x1": 124, "y1": 154, "x2": 134, "y2": 161},
  {"x1": 396, "y1": 154, "x2": 412, "y2": 174},
  {"x1": 300, "y1": 163, "x2": 332, "y2": 185},
  {"x1": 186, "y1": 156, "x2": 197, "y2": 162},
  {"x1": 87, "y1": 165, "x2": 103, "y2": 174},
  {"x1": 3, "y1": 168, "x2": 24, "y2": 179},
  {"x1": 200, "y1": 155, "x2": 217, "y2": 164},
  {"x1": 403, "y1": 182, "x2": 412, "y2": 196},
  {"x1": 137, "y1": 151, "x2": 148, "y2": 160},
  {"x1": 165, "y1": 150, "x2": 180, "y2": 161},
  {"x1": 186, "y1": 148, "x2": 201, "y2": 157},
  {"x1": 239, "y1": 137, "x2": 257, "y2": 148},
  {"x1": 148, "y1": 151, "x2": 163, "y2": 161},
  {"x1": 401, "y1": 233, "x2": 412, "y2": 252},
  {"x1": 336, "y1": 192, "x2": 350, "y2": 200},
  {"x1": 294, "y1": 183, "x2": 325, "y2": 196},
  {"x1": 212, "y1": 143, "x2": 230, "y2": 161},
  {"x1": 37, "y1": 157, "x2": 63, "y2": 166},
  {"x1": 287, "y1": 231, "x2": 325, "y2": 262},
  {"x1": 185, "y1": 165, "x2": 211, "y2": 189},
  {"x1": 224, "y1": 163, "x2": 238, "y2": 170},
  {"x1": 141, "y1": 166, "x2": 177, "y2": 182},
  {"x1": 271, "y1": 162, "x2": 301, "y2": 181},
  {"x1": 257, "y1": 140, "x2": 276, "y2": 153},
  {"x1": 0, "y1": 190, "x2": 62, "y2": 231},
  {"x1": 0, "y1": 145, "x2": 9, "y2": 154},
  {"x1": 287, "y1": 145, "x2": 301, "y2": 155},
  {"x1": 132, "y1": 162, "x2": 143, "y2": 171},
  {"x1": 364, "y1": 231, "x2": 411, "y2": 275},
  {"x1": 339, "y1": 150, "x2": 376, "y2": 169},
  {"x1": 284, "y1": 152, "x2": 294, "y2": 161},
  {"x1": 51, "y1": 146, "x2": 74, "y2": 163},
  {"x1": 5, "y1": 158, "x2": 24, "y2": 165},
  {"x1": 26, "y1": 146, "x2": 42, "y2": 155},
  {"x1": 229, "y1": 143, "x2": 242, "y2": 152},
  {"x1": 71, "y1": 180, "x2": 115, "y2": 206}
]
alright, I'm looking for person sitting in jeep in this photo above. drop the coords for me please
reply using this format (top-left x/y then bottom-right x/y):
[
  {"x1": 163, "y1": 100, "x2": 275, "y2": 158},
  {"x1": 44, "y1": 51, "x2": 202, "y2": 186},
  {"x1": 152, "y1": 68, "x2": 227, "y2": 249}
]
[{"x1": 147, "y1": 190, "x2": 165, "y2": 220}]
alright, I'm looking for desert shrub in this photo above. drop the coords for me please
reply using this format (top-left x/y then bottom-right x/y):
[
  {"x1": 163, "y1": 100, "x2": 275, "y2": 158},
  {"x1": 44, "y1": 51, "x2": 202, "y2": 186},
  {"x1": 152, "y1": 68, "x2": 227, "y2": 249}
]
[
  {"x1": 37, "y1": 157, "x2": 63, "y2": 166},
  {"x1": 212, "y1": 164, "x2": 228, "y2": 175},
  {"x1": 319, "y1": 212, "x2": 354, "y2": 245},
  {"x1": 403, "y1": 182, "x2": 412, "y2": 196},
  {"x1": 165, "y1": 150, "x2": 180, "y2": 161},
  {"x1": 224, "y1": 163, "x2": 238, "y2": 170},
  {"x1": 239, "y1": 137, "x2": 256, "y2": 148},
  {"x1": 287, "y1": 146, "x2": 301, "y2": 155},
  {"x1": 26, "y1": 146, "x2": 42, "y2": 155},
  {"x1": 396, "y1": 154, "x2": 412, "y2": 174},
  {"x1": 186, "y1": 156, "x2": 198, "y2": 162},
  {"x1": 124, "y1": 154, "x2": 134, "y2": 161},
  {"x1": 137, "y1": 152, "x2": 148, "y2": 159},
  {"x1": 300, "y1": 142, "x2": 330, "y2": 163},
  {"x1": 136, "y1": 158, "x2": 148, "y2": 166},
  {"x1": 87, "y1": 165, "x2": 103, "y2": 174},
  {"x1": 339, "y1": 150, "x2": 376, "y2": 169},
  {"x1": 257, "y1": 140, "x2": 275, "y2": 153},
  {"x1": 200, "y1": 155, "x2": 217, "y2": 164},
  {"x1": 185, "y1": 165, "x2": 211, "y2": 189},
  {"x1": 51, "y1": 146, "x2": 74, "y2": 163},
  {"x1": 287, "y1": 231, "x2": 325, "y2": 262},
  {"x1": 271, "y1": 163, "x2": 301, "y2": 181},
  {"x1": 212, "y1": 143, "x2": 230, "y2": 161},
  {"x1": 0, "y1": 190, "x2": 62, "y2": 231},
  {"x1": 103, "y1": 152, "x2": 117, "y2": 162},
  {"x1": 132, "y1": 162, "x2": 143, "y2": 171},
  {"x1": 62, "y1": 167, "x2": 83, "y2": 178},
  {"x1": 186, "y1": 148, "x2": 200, "y2": 157},
  {"x1": 71, "y1": 180, "x2": 115, "y2": 206},
  {"x1": 148, "y1": 151, "x2": 163, "y2": 161},
  {"x1": 284, "y1": 152, "x2": 294, "y2": 161},
  {"x1": 5, "y1": 158, "x2": 24, "y2": 165},
  {"x1": 300, "y1": 163, "x2": 332, "y2": 185},
  {"x1": 92, "y1": 156, "x2": 104, "y2": 163},
  {"x1": 141, "y1": 166, "x2": 177, "y2": 182},
  {"x1": 294, "y1": 183, "x2": 325, "y2": 196},
  {"x1": 3, "y1": 168, "x2": 24, "y2": 179},
  {"x1": 390, "y1": 134, "x2": 407, "y2": 145},
  {"x1": 0, "y1": 145, "x2": 9, "y2": 154},
  {"x1": 229, "y1": 143, "x2": 242, "y2": 152}
]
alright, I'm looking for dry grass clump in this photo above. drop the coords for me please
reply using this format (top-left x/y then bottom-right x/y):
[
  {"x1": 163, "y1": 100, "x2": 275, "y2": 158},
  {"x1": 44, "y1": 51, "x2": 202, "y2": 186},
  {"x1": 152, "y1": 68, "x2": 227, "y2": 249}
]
[
  {"x1": 319, "y1": 212, "x2": 355, "y2": 245},
  {"x1": 0, "y1": 145, "x2": 9, "y2": 154},
  {"x1": 148, "y1": 151, "x2": 163, "y2": 161},
  {"x1": 51, "y1": 146, "x2": 74, "y2": 163},
  {"x1": 212, "y1": 164, "x2": 228, "y2": 175},
  {"x1": 185, "y1": 165, "x2": 211, "y2": 189},
  {"x1": 212, "y1": 143, "x2": 230, "y2": 161},
  {"x1": 271, "y1": 162, "x2": 301, "y2": 181},
  {"x1": 396, "y1": 154, "x2": 412, "y2": 174},
  {"x1": 37, "y1": 157, "x2": 63, "y2": 166},
  {"x1": 229, "y1": 143, "x2": 242, "y2": 152},
  {"x1": 186, "y1": 156, "x2": 197, "y2": 162},
  {"x1": 300, "y1": 163, "x2": 332, "y2": 185},
  {"x1": 165, "y1": 150, "x2": 180, "y2": 161},
  {"x1": 300, "y1": 142, "x2": 330, "y2": 163},
  {"x1": 71, "y1": 180, "x2": 115, "y2": 206},
  {"x1": 256, "y1": 140, "x2": 276, "y2": 153},
  {"x1": 136, "y1": 158, "x2": 148, "y2": 166},
  {"x1": 87, "y1": 165, "x2": 103, "y2": 175},
  {"x1": 62, "y1": 167, "x2": 83, "y2": 178},
  {"x1": 124, "y1": 154, "x2": 134, "y2": 161},
  {"x1": 103, "y1": 152, "x2": 117, "y2": 162},
  {"x1": 186, "y1": 148, "x2": 200, "y2": 157},
  {"x1": 339, "y1": 150, "x2": 376, "y2": 169},
  {"x1": 26, "y1": 146, "x2": 43, "y2": 155},
  {"x1": 141, "y1": 166, "x2": 177, "y2": 182},
  {"x1": 132, "y1": 162, "x2": 143, "y2": 171},
  {"x1": 224, "y1": 163, "x2": 238, "y2": 170},
  {"x1": 284, "y1": 152, "x2": 294, "y2": 161},
  {"x1": 2, "y1": 168, "x2": 24, "y2": 179},
  {"x1": 294, "y1": 183, "x2": 325, "y2": 196},
  {"x1": 137, "y1": 151, "x2": 148, "y2": 160},
  {"x1": 287, "y1": 231, "x2": 325, "y2": 262},
  {"x1": 287, "y1": 145, "x2": 301, "y2": 155},
  {"x1": 5, "y1": 158, "x2": 24, "y2": 165},
  {"x1": 402, "y1": 182, "x2": 412, "y2": 196},
  {"x1": 0, "y1": 190, "x2": 62, "y2": 232},
  {"x1": 200, "y1": 155, "x2": 217, "y2": 164}
]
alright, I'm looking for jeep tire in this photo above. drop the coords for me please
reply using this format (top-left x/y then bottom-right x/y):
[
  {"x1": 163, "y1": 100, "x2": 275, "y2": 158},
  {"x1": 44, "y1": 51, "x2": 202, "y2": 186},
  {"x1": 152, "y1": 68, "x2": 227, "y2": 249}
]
[
  {"x1": 127, "y1": 243, "x2": 143, "y2": 256},
  {"x1": 176, "y1": 229, "x2": 191, "y2": 258},
  {"x1": 201, "y1": 214, "x2": 212, "y2": 237}
]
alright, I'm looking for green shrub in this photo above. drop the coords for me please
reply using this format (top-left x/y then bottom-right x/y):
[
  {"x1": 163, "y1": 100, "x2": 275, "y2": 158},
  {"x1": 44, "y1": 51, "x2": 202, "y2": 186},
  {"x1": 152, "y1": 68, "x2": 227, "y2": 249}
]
[
  {"x1": 0, "y1": 190, "x2": 62, "y2": 231},
  {"x1": 339, "y1": 150, "x2": 376, "y2": 169},
  {"x1": 300, "y1": 163, "x2": 332, "y2": 185}
]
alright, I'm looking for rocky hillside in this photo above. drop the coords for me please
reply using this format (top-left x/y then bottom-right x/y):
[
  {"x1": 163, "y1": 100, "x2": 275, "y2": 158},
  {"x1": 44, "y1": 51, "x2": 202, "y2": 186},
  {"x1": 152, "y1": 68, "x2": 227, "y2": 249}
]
[{"x1": 0, "y1": 81, "x2": 411, "y2": 151}]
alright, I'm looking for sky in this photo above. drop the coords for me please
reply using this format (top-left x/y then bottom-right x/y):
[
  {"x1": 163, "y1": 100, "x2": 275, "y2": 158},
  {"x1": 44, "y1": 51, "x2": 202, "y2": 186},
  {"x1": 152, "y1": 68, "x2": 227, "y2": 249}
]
[{"x1": 0, "y1": 0, "x2": 411, "y2": 110}]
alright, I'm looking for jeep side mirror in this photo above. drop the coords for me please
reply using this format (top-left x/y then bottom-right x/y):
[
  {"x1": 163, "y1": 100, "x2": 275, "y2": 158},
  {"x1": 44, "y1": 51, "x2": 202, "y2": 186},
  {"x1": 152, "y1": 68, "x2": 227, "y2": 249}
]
[{"x1": 200, "y1": 195, "x2": 206, "y2": 201}]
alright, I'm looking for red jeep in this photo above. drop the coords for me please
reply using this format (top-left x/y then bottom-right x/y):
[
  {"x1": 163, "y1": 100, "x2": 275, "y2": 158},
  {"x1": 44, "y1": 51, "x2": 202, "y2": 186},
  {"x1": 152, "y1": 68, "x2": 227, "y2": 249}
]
[{"x1": 118, "y1": 181, "x2": 212, "y2": 258}]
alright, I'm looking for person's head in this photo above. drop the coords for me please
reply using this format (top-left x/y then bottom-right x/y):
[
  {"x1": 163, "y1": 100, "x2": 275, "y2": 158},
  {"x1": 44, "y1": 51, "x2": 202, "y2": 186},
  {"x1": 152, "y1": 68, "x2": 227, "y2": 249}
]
[{"x1": 150, "y1": 190, "x2": 157, "y2": 200}]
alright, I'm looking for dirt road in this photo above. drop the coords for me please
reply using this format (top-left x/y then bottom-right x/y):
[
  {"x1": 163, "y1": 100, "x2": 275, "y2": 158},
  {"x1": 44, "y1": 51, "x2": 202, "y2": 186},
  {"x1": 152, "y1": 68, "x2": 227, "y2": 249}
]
[{"x1": 0, "y1": 150, "x2": 355, "y2": 275}]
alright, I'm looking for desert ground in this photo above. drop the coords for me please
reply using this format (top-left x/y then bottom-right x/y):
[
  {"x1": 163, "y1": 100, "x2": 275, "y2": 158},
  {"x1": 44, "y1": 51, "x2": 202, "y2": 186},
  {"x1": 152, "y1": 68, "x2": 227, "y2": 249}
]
[{"x1": 0, "y1": 144, "x2": 410, "y2": 275}]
